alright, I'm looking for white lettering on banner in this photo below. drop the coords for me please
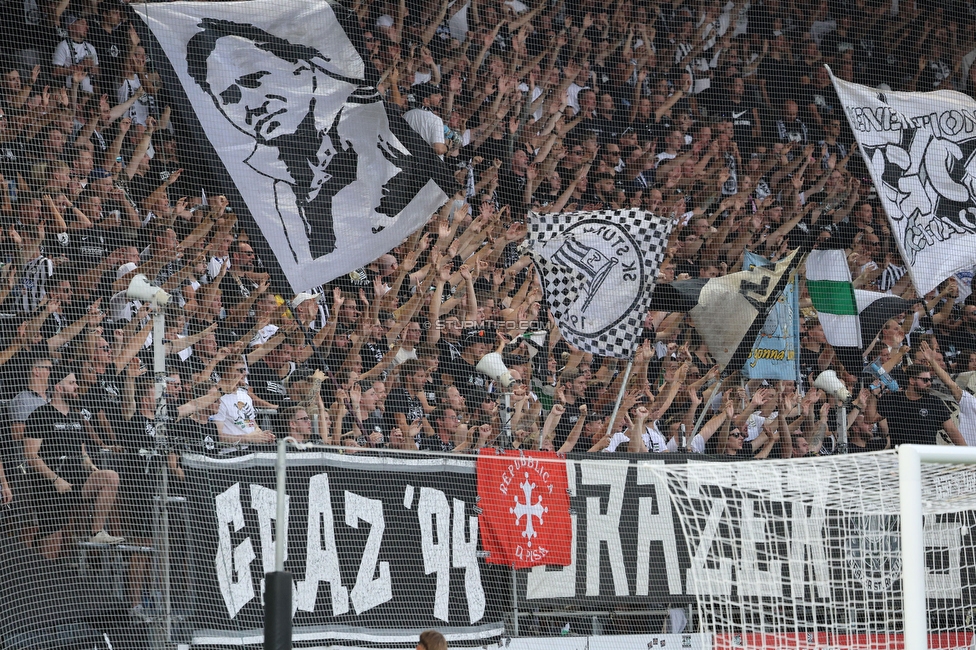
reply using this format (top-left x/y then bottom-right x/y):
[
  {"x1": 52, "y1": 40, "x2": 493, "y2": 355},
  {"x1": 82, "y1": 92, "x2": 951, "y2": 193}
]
[
  {"x1": 215, "y1": 483, "x2": 256, "y2": 618},
  {"x1": 739, "y1": 498, "x2": 783, "y2": 598},
  {"x1": 452, "y1": 498, "x2": 486, "y2": 623},
  {"x1": 635, "y1": 462, "x2": 682, "y2": 596},
  {"x1": 581, "y1": 461, "x2": 629, "y2": 596},
  {"x1": 526, "y1": 461, "x2": 577, "y2": 600},
  {"x1": 676, "y1": 465, "x2": 965, "y2": 603},
  {"x1": 499, "y1": 455, "x2": 553, "y2": 496},
  {"x1": 925, "y1": 519, "x2": 964, "y2": 598},
  {"x1": 209, "y1": 471, "x2": 485, "y2": 624},
  {"x1": 686, "y1": 496, "x2": 734, "y2": 596},
  {"x1": 780, "y1": 463, "x2": 833, "y2": 601},
  {"x1": 250, "y1": 484, "x2": 297, "y2": 613},
  {"x1": 682, "y1": 484, "x2": 832, "y2": 598},
  {"x1": 344, "y1": 492, "x2": 392, "y2": 614},
  {"x1": 788, "y1": 502, "x2": 830, "y2": 600},
  {"x1": 524, "y1": 459, "x2": 962, "y2": 604},
  {"x1": 418, "y1": 487, "x2": 451, "y2": 621},
  {"x1": 296, "y1": 473, "x2": 350, "y2": 615}
]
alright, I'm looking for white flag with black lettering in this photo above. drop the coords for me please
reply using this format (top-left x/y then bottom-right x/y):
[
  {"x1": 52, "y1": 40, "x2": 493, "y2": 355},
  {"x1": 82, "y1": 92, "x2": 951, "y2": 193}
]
[
  {"x1": 829, "y1": 66, "x2": 976, "y2": 295},
  {"x1": 523, "y1": 209, "x2": 673, "y2": 359},
  {"x1": 135, "y1": 0, "x2": 454, "y2": 292}
]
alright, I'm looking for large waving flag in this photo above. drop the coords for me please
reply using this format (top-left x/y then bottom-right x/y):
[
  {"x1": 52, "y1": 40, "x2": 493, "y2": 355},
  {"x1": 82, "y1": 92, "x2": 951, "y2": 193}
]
[
  {"x1": 806, "y1": 249, "x2": 861, "y2": 347},
  {"x1": 687, "y1": 249, "x2": 801, "y2": 371},
  {"x1": 828, "y1": 65, "x2": 976, "y2": 295},
  {"x1": 806, "y1": 248, "x2": 915, "y2": 373},
  {"x1": 523, "y1": 209, "x2": 672, "y2": 358},
  {"x1": 646, "y1": 250, "x2": 802, "y2": 371},
  {"x1": 135, "y1": 0, "x2": 455, "y2": 293}
]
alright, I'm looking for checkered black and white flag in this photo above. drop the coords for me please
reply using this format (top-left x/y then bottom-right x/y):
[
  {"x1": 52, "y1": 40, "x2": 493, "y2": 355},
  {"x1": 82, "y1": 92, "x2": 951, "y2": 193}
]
[{"x1": 523, "y1": 209, "x2": 673, "y2": 359}]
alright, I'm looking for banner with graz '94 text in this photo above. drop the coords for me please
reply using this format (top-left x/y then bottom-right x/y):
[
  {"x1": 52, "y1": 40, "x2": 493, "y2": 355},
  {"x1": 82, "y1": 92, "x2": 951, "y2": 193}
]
[
  {"x1": 137, "y1": 450, "x2": 976, "y2": 648},
  {"x1": 179, "y1": 452, "x2": 507, "y2": 647}
]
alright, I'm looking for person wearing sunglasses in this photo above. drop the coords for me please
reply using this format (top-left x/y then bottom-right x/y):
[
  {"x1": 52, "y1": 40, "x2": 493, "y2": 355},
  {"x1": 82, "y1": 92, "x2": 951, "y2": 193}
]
[
  {"x1": 909, "y1": 342, "x2": 974, "y2": 446},
  {"x1": 871, "y1": 361, "x2": 966, "y2": 447},
  {"x1": 683, "y1": 398, "x2": 778, "y2": 458}
]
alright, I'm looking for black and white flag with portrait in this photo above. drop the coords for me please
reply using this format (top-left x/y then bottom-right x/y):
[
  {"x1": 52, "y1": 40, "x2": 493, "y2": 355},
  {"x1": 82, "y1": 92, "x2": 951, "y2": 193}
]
[
  {"x1": 134, "y1": 0, "x2": 455, "y2": 292},
  {"x1": 523, "y1": 209, "x2": 673, "y2": 359},
  {"x1": 828, "y1": 65, "x2": 976, "y2": 295}
]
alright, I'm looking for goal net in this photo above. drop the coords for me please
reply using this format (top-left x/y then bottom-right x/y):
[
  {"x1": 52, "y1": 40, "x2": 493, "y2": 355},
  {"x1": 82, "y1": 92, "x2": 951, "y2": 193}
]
[
  {"x1": 645, "y1": 448, "x2": 976, "y2": 649},
  {"x1": 9, "y1": 0, "x2": 976, "y2": 645}
]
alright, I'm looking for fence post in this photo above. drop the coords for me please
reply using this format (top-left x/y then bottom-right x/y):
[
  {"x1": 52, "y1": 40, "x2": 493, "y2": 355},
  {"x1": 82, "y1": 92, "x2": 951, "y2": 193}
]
[{"x1": 265, "y1": 439, "x2": 292, "y2": 650}]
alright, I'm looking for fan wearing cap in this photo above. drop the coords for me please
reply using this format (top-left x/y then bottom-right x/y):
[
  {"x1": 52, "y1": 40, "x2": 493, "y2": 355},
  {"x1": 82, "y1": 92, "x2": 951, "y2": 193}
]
[
  {"x1": 403, "y1": 83, "x2": 447, "y2": 156},
  {"x1": 52, "y1": 15, "x2": 100, "y2": 95},
  {"x1": 918, "y1": 341, "x2": 976, "y2": 446},
  {"x1": 292, "y1": 291, "x2": 322, "y2": 328},
  {"x1": 290, "y1": 288, "x2": 345, "y2": 366},
  {"x1": 24, "y1": 364, "x2": 126, "y2": 557}
]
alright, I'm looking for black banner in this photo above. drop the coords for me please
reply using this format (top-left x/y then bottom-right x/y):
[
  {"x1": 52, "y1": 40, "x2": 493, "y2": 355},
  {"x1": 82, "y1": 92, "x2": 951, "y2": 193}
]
[
  {"x1": 519, "y1": 455, "x2": 693, "y2": 608},
  {"x1": 2, "y1": 450, "x2": 973, "y2": 648},
  {"x1": 180, "y1": 452, "x2": 508, "y2": 647},
  {"x1": 175, "y1": 451, "x2": 976, "y2": 647}
]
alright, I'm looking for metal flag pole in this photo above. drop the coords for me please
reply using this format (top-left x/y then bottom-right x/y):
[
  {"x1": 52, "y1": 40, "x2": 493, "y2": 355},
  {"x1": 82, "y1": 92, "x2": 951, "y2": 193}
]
[
  {"x1": 604, "y1": 357, "x2": 635, "y2": 441},
  {"x1": 265, "y1": 439, "x2": 292, "y2": 649},
  {"x1": 150, "y1": 305, "x2": 172, "y2": 645},
  {"x1": 688, "y1": 383, "x2": 716, "y2": 439},
  {"x1": 124, "y1": 275, "x2": 173, "y2": 649},
  {"x1": 690, "y1": 372, "x2": 736, "y2": 438},
  {"x1": 836, "y1": 403, "x2": 848, "y2": 454}
]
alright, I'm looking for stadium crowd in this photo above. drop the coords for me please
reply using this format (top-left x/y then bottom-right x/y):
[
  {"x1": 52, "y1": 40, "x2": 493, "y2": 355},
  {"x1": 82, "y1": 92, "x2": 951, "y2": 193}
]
[{"x1": 1, "y1": 0, "x2": 976, "y2": 576}]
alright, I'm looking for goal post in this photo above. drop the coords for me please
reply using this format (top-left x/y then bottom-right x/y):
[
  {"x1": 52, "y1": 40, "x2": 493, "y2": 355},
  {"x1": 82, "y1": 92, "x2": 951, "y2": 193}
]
[
  {"x1": 644, "y1": 449, "x2": 976, "y2": 649},
  {"x1": 900, "y1": 445, "x2": 976, "y2": 650}
]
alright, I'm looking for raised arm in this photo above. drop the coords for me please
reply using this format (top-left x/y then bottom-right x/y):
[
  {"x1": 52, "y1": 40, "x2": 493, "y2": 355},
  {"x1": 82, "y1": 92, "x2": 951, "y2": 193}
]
[
  {"x1": 919, "y1": 340, "x2": 963, "y2": 403},
  {"x1": 558, "y1": 403, "x2": 587, "y2": 454}
]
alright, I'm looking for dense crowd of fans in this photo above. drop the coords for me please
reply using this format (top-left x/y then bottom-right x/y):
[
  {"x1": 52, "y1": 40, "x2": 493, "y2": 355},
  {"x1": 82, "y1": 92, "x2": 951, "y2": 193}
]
[{"x1": 1, "y1": 0, "x2": 976, "y2": 589}]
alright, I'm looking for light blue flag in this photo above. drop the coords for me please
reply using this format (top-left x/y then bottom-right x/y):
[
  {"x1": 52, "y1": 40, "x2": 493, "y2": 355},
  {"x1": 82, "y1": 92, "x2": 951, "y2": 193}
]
[{"x1": 741, "y1": 251, "x2": 801, "y2": 381}]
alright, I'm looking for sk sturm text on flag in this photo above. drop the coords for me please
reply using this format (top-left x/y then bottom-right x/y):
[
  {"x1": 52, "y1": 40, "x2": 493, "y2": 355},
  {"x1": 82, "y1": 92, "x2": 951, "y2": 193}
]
[
  {"x1": 828, "y1": 65, "x2": 976, "y2": 295},
  {"x1": 135, "y1": 0, "x2": 453, "y2": 293},
  {"x1": 476, "y1": 449, "x2": 572, "y2": 569},
  {"x1": 522, "y1": 209, "x2": 673, "y2": 359}
]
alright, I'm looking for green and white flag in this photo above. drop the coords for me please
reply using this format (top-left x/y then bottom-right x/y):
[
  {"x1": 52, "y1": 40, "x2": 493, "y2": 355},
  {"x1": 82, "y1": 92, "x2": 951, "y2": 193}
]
[
  {"x1": 806, "y1": 248, "x2": 915, "y2": 375},
  {"x1": 806, "y1": 249, "x2": 860, "y2": 347}
]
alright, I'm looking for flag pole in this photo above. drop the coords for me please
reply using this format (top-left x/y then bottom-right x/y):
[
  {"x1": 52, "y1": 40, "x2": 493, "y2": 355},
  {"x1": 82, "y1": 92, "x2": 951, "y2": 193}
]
[
  {"x1": 691, "y1": 372, "x2": 738, "y2": 437},
  {"x1": 604, "y1": 357, "x2": 636, "y2": 440}
]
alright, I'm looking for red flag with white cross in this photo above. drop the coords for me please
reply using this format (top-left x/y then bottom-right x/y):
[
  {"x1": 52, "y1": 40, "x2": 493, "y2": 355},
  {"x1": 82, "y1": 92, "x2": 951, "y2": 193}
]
[{"x1": 476, "y1": 448, "x2": 573, "y2": 568}]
